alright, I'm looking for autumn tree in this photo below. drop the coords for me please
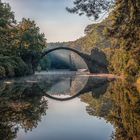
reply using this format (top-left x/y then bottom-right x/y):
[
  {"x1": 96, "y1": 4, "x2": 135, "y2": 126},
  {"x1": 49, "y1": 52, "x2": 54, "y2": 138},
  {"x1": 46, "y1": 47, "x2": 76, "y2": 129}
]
[
  {"x1": 0, "y1": 0, "x2": 47, "y2": 78},
  {"x1": 81, "y1": 80, "x2": 140, "y2": 140},
  {"x1": 0, "y1": 82, "x2": 48, "y2": 139},
  {"x1": 67, "y1": 0, "x2": 140, "y2": 80},
  {"x1": 16, "y1": 18, "x2": 47, "y2": 73}
]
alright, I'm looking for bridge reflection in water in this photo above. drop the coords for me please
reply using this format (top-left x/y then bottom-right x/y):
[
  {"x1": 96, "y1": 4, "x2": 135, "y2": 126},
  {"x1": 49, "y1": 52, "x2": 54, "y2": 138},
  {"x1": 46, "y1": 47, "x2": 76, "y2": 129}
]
[
  {"x1": 37, "y1": 72, "x2": 110, "y2": 101},
  {"x1": 3, "y1": 71, "x2": 111, "y2": 101},
  {"x1": 0, "y1": 71, "x2": 140, "y2": 140}
]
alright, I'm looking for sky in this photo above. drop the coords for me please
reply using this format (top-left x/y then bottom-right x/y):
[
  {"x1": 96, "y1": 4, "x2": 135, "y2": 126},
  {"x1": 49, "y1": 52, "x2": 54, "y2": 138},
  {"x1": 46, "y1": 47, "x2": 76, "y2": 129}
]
[{"x1": 3, "y1": 0, "x2": 93, "y2": 42}]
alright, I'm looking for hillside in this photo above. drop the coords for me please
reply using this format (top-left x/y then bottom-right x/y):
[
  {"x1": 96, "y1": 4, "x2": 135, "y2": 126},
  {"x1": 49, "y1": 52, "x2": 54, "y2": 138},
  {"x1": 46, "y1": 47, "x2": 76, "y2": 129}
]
[{"x1": 68, "y1": 19, "x2": 111, "y2": 53}]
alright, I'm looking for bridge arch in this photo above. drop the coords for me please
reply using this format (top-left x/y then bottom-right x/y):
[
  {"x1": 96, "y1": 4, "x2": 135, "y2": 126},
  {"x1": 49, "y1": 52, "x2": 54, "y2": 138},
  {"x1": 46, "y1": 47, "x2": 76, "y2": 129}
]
[
  {"x1": 39, "y1": 76, "x2": 109, "y2": 101},
  {"x1": 41, "y1": 47, "x2": 90, "y2": 72}
]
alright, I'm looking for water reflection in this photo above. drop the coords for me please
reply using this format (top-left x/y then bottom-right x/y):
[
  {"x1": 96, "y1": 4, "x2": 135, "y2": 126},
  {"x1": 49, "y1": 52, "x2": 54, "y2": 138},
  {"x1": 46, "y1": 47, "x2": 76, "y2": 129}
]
[
  {"x1": 0, "y1": 81, "x2": 48, "y2": 140},
  {"x1": 0, "y1": 72, "x2": 140, "y2": 140},
  {"x1": 81, "y1": 80, "x2": 140, "y2": 140}
]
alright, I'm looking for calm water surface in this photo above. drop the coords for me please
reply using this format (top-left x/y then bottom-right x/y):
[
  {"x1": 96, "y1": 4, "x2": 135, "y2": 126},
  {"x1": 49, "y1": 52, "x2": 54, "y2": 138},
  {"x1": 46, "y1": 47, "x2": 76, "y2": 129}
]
[{"x1": 0, "y1": 71, "x2": 140, "y2": 140}]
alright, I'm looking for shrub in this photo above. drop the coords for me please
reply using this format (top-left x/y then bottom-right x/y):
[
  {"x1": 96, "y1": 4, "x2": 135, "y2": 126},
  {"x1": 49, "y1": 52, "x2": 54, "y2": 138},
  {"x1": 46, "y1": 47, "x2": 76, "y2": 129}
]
[
  {"x1": 0, "y1": 56, "x2": 29, "y2": 78},
  {"x1": 0, "y1": 66, "x2": 6, "y2": 79},
  {"x1": 11, "y1": 57, "x2": 29, "y2": 77},
  {"x1": 0, "y1": 57, "x2": 15, "y2": 77}
]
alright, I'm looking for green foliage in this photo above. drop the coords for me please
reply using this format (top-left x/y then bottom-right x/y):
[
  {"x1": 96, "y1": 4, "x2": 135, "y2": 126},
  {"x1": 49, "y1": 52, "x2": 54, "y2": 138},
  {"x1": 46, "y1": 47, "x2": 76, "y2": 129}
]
[
  {"x1": 0, "y1": 1, "x2": 15, "y2": 26},
  {"x1": 0, "y1": 1, "x2": 17, "y2": 56},
  {"x1": 0, "y1": 66, "x2": 5, "y2": 78},
  {"x1": 17, "y1": 18, "x2": 46, "y2": 54},
  {"x1": 109, "y1": 49, "x2": 129, "y2": 75},
  {"x1": 0, "y1": 56, "x2": 15, "y2": 77},
  {"x1": 107, "y1": 80, "x2": 140, "y2": 140},
  {"x1": 15, "y1": 18, "x2": 47, "y2": 72},
  {"x1": 0, "y1": 56, "x2": 29, "y2": 78},
  {"x1": 67, "y1": 0, "x2": 114, "y2": 19},
  {"x1": 0, "y1": 82, "x2": 48, "y2": 139},
  {"x1": 108, "y1": 48, "x2": 140, "y2": 79},
  {"x1": 0, "y1": 1, "x2": 47, "y2": 78},
  {"x1": 11, "y1": 57, "x2": 30, "y2": 76},
  {"x1": 105, "y1": 0, "x2": 140, "y2": 80},
  {"x1": 68, "y1": 0, "x2": 140, "y2": 81},
  {"x1": 39, "y1": 56, "x2": 51, "y2": 70}
]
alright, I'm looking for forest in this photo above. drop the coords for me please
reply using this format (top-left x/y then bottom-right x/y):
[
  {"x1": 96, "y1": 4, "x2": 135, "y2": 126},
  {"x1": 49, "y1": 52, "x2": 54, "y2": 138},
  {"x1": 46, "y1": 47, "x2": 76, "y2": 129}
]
[
  {"x1": 67, "y1": 0, "x2": 140, "y2": 82},
  {"x1": 0, "y1": 1, "x2": 140, "y2": 140},
  {"x1": 81, "y1": 79, "x2": 140, "y2": 140},
  {"x1": 0, "y1": 0, "x2": 46, "y2": 79},
  {"x1": 0, "y1": 0, "x2": 140, "y2": 83}
]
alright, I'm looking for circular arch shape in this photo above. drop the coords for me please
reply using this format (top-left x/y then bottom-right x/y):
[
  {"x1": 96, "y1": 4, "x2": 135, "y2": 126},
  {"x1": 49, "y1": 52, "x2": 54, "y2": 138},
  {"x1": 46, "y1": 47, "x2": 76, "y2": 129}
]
[
  {"x1": 44, "y1": 91, "x2": 84, "y2": 101},
  {"x1": 39, "y1": 77, "x2": 89, "y2": 101},
  {"x1": 41, "y1": 47, "x2": 89, "y2": 71}
]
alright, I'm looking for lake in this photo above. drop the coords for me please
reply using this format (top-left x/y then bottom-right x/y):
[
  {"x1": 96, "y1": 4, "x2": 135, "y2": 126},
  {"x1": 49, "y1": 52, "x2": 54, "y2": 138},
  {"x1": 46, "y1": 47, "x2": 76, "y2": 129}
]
[{"x1": 0, "y1": 71, "x2": 140, "y2": 140}]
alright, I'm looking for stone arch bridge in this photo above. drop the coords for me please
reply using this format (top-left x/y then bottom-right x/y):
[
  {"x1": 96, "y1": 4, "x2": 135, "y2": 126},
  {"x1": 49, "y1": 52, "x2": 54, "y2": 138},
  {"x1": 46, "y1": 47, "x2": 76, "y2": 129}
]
[{"x1": 41, "y1": 47, "x2": 108, "y2": 73}]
